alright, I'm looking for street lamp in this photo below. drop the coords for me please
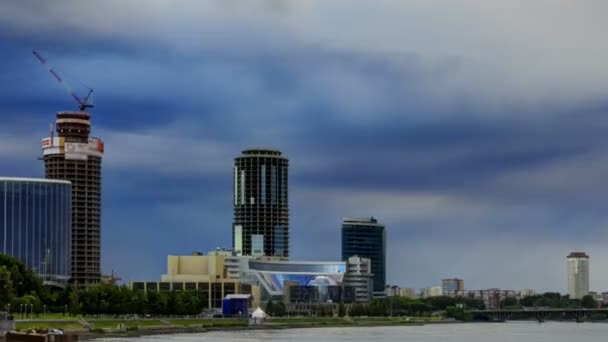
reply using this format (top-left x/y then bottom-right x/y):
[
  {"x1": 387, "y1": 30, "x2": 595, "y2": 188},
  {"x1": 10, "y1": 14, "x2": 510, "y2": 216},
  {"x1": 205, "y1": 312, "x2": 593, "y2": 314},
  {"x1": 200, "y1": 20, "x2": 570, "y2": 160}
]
[
  {"x1": 19, "y1": 304, "x2": 23, "y2": 319},
  {"x1": 43, "y1": 305, "x2": 47, "y2": 317},
  {"x1": 64, "y1": 304, "x2": 68, "y2": 317}
]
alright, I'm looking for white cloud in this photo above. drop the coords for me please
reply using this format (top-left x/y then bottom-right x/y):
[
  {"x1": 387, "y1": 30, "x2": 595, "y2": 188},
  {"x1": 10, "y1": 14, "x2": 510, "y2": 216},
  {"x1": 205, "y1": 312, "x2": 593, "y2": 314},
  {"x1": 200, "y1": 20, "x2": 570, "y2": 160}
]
[
  {"x1": 99, "y1": 124, "x2": 237, "y2": 176},
  {"x1": 4, "y1": 0, "x2": 608, "y2": 116}
]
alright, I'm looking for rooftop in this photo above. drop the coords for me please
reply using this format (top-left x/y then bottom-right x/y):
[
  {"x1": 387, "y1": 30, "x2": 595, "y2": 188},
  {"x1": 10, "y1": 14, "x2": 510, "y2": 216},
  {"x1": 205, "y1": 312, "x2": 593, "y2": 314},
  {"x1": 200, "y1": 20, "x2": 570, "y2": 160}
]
[
  {"x1": 343, "y1": 217, "x2": 384, "y2": 225},
  {"x1": 0, "y1": 177, "x2": 71, "y2": 185},
  {"x1": 567, "y1": 252, "x2": 589, "y2": 259},
  {"x1": 240, "y1": 148, "x2": 284, "y2": 157}
]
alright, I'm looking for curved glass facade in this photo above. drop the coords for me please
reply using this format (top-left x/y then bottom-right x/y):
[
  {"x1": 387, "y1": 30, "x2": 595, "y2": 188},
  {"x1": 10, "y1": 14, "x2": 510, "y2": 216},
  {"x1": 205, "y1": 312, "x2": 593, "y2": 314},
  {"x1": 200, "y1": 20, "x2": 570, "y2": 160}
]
[
  {"x1": 244, "y1": 260, "x2": 346, "y2": 297},
  {"x1": 0, "y1": 178, "x2": 71, "y2": 284},
  {"x1": 233, "y1": 149, "x2": 289, "y2": 258}
]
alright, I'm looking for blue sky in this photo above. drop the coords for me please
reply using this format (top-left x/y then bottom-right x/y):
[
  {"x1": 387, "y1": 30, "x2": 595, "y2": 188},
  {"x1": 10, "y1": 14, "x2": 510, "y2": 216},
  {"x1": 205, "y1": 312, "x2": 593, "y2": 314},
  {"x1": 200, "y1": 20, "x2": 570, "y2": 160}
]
[{"x1": 1, "y1": 0, "x2": 608, "y2": 292}]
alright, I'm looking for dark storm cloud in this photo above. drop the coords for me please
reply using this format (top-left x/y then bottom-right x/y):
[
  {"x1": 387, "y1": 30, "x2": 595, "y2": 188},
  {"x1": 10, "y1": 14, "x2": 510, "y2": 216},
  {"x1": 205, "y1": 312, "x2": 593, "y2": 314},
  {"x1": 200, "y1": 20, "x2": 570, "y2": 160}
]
[{"x1": 2, "y1": 0, "x2": 608, "y2": 291}]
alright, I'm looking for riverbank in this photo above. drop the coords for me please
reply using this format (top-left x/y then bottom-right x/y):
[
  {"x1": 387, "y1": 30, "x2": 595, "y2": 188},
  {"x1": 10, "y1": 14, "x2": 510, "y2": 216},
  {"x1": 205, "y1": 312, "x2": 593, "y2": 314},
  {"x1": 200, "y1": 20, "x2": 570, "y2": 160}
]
[
  {"x1": 7, "y1": 317, "x2": 451, "y2": 340},
  {"x1": 80, "y1": 319, "x2": 440, "y2": 340}
]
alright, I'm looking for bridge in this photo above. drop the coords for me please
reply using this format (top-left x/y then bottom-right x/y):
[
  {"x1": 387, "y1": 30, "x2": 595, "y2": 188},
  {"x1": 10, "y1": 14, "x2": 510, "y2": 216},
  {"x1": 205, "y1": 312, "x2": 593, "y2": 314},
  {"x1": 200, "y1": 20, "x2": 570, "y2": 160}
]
[{"x1": 472, "y1": 308, "x2": 608, "y2": 322}]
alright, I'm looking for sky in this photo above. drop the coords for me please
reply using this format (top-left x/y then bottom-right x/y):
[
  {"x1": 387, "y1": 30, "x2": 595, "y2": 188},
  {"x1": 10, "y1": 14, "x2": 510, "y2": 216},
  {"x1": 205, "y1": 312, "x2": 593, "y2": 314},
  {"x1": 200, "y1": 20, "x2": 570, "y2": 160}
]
[{"x1": 1, "y1": 0, "x2": 608, "y2": 293}]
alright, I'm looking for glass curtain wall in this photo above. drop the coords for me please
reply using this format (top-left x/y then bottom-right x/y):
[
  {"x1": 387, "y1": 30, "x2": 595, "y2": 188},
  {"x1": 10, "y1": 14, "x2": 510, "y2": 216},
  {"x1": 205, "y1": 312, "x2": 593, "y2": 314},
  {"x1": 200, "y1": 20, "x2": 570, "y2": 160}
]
[{"x1": 0, "y1": 178, "x2": 72, "y2": 284}]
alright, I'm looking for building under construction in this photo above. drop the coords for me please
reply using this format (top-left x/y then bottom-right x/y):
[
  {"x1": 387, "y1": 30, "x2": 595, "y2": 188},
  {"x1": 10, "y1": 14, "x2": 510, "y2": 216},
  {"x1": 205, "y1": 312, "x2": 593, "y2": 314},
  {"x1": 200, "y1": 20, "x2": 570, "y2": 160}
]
[{"x1": 42, "y1": 111, "x2": 104, "y2": 286}]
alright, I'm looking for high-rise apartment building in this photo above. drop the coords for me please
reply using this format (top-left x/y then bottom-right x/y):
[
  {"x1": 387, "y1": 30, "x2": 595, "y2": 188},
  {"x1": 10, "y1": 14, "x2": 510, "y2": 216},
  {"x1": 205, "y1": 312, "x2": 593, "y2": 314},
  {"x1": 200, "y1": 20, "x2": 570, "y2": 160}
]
[
  {"x1": 341, "y1": 217, "x2": 386, "y2": 297},
  {"x1": 567, "y1": 252, "x2": 590, "y2": 300},
  {"x1": 42, "y1": 111, "x2": 104, "y2": 286},
  {"x1": 233, "y1": 149, "x2": 289, "y2": 258},
  {"x1": 442, "y1": 278, "x2": 464, "y2": 295}
]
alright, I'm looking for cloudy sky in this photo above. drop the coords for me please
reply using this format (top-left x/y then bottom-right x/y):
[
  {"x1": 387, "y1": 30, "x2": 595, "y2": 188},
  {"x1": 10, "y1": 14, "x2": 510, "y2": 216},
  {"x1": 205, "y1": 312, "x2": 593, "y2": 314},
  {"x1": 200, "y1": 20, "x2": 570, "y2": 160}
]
[{"x1": 1, "y1": 0, "x2": 607, "y2": 292}]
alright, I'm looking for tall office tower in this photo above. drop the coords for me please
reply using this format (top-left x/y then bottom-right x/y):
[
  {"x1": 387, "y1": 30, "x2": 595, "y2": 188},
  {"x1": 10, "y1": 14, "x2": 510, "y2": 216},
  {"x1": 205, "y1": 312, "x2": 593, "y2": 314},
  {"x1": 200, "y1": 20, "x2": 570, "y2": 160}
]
[
  {"x1": 567, "y1": 252, "x2": 590, "y2": 299},
  {"x1": 0, "y1": 177, "x2": 72, "y2": 285},
  {"x1": 341, "y1": 217, "x2": 386, "y2": 297},
  {"x1": 42, "y1": 111, "x2": 104, "y2": 286},
  {"x1": 233, "y1": 149, "x2": 289, "y2": 258}
]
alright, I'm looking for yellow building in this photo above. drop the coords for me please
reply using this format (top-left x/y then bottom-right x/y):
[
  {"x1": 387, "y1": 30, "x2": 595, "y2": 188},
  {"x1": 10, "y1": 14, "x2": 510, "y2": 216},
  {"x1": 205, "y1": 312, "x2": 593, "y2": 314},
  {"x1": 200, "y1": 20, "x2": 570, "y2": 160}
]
[
  {"x1": 131, "y1": 250, "x2": 260, "y2": 309},
  {"x1": 162, "y1": 251, "x2": 229, "y2": 283}
]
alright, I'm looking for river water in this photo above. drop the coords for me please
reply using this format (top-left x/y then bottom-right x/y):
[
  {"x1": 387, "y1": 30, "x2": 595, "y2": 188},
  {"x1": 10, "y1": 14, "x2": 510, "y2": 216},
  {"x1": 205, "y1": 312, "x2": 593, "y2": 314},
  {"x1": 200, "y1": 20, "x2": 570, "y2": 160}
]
[{"x1": 93, "y1": 322, "x2": 608, "y2": 341}]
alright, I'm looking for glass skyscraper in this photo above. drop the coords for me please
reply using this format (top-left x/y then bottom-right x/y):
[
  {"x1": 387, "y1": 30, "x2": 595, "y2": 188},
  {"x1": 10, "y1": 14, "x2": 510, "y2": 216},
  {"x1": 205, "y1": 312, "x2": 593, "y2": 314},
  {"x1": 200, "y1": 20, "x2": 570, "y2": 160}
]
[
  {"x1": 0, "y1": 177, "x2": 72, "y2": 284},
  {"x1": 233, "y1": 149, "x2": 289, "y2": 258},
  {"x1": 341, "y1": 217, "x2": 386, "y2": 297}
]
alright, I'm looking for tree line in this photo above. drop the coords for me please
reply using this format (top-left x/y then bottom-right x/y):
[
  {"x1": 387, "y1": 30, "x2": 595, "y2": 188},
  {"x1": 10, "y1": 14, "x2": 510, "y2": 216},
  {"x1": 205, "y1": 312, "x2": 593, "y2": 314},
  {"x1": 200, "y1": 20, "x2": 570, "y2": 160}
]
[{"x1": 1, "y1": 254, "x2": 208, "y2": 316}]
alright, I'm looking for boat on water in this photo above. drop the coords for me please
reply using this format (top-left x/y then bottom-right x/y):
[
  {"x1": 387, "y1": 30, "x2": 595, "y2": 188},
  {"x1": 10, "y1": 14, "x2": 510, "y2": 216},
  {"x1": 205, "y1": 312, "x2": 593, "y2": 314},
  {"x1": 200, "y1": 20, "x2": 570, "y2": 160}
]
[{"x1": 6, "y1": 329, "x2": 78, "y2": 341}]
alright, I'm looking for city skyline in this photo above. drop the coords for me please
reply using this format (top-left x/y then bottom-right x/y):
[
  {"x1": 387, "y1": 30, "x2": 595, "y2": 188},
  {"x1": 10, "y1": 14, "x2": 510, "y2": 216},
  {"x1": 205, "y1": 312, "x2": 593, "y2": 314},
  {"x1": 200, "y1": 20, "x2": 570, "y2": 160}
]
[{"x1": 1, "y1": 1, "x2": 607, "y2": 293}]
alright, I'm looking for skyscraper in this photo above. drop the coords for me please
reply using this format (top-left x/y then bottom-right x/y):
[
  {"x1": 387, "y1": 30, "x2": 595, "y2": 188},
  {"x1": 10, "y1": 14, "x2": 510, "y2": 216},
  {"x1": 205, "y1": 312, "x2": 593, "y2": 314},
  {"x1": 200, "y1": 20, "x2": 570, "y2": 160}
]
[
  {"x1": 0, "y1": 177, "x2": 72, "y2": 284},
  {"x1": 341, "y1": 217, "x2": 386, "y2": 297},
  {"x1": 233, "y1": 149, "x2": 289, "y2": 258},
  {"x1": 42, "y1": 111, "x2": 104, "y2": 286},
  {"x1": 567, "y1": 252, "x2": 590, "y2": 299}
]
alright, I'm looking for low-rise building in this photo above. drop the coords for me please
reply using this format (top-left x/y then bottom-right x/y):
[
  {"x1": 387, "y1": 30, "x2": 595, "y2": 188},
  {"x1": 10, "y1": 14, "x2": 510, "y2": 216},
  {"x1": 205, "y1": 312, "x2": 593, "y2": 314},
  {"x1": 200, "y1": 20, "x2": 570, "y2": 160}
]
[
  {"x1": 131, "y1": 280, "x2": 257, "y2": 309},
  {"x1": 399, "y1": 288, "x2": 418, "y2": 298},
  {"x1": 466, "y1": 289, "x2": 517, "y2": 309},
  {"x1": 385, "y1": 285, "x2": 401, "y2": 297},
  {"x1": 519, "y1": 289, "x2": 536, "y2": 298},
  {"x1": 343, "y1": 256, "x2": 374, "y2": 302},
  {"x1": 422, "y1": 286, "x2": 443, "y2": 298},
  {"x1": 131, "y1": 249, "x2": 259, "y2": 309}
]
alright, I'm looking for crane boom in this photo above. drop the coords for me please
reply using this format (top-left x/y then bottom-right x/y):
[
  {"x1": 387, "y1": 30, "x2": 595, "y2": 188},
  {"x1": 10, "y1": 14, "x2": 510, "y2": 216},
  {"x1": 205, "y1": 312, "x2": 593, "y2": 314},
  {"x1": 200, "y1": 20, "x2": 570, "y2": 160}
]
[{"x1": 33, "y1": 50, "x2": 94, "y2": 111}]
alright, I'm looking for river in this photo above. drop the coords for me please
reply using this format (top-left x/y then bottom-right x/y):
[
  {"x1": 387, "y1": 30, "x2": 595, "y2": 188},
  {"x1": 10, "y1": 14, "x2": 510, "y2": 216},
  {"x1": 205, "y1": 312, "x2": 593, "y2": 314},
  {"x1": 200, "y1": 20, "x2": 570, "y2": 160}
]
[{"x1": 92, "y1": 322, "x2": 608, "y2": 341}]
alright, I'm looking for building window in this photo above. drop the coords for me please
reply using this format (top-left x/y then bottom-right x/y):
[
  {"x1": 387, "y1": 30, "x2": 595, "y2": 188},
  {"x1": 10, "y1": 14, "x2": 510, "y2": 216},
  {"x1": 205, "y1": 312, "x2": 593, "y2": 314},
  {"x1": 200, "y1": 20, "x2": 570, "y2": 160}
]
[
  {"x1": 146, "y1": 282, "x2": 158, "y2": 291},
  {"x1": 274, "y1": 225, "x2": 286, "y2": 256},
  {"x1": 252, "y1": 234, "x2": 264, "y2": 256},
  {"x1": 240, "y1": 170, "x2": 245, "y2": 205},
  {"x1": 260, "y1": 165, "x2": 266, "y2": 205},
  {"x1": 212, "y1": 283, "x2": 223, "y2": 308},
  {"x1": 270, "y1": 166, "x2": 277, "y2": 205}
]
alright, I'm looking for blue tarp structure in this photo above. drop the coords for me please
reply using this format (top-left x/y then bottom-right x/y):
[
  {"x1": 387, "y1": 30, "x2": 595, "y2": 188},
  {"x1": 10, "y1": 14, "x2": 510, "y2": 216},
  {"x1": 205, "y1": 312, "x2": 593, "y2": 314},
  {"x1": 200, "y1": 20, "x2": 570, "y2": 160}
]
[{"x1": 222, "y1": 294, "x2": 251, "y2": 316}]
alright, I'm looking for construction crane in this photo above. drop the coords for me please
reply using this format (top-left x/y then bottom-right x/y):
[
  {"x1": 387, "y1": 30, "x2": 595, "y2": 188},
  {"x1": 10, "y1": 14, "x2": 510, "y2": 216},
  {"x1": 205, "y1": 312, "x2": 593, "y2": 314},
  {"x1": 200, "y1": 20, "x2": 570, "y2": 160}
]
[{"x1": 33, "y1": 50, "x2": 94, "y2": 111}]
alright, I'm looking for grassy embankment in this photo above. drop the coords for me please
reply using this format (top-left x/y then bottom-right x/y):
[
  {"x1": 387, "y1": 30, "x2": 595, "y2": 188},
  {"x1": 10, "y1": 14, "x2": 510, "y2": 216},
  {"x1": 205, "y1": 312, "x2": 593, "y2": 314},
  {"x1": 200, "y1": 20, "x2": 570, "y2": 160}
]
[
  {"x1": 15, "y1": 316, "x2": 441, "y2": 333},
  {"x1": 15, "y1": 321, "x2": 84, "y2": 331}
]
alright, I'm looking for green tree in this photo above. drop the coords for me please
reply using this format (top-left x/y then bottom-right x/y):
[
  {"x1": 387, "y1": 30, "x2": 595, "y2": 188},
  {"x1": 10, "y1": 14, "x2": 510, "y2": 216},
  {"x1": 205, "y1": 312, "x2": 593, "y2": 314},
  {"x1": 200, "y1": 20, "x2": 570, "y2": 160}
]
[
  {"x1": 274, "y1": 302, "x2": 286, "y2": 317},
  {"x1": 265, "y1": 298, "x2": 275, "y2": 316},
  {"x1": 445, "y1": 306, "x2": 473, "y2": 321},
  {"x1": 0, "y1": 254, "x2": 43, "y2": 298},
  {"x1": 68, "y1": 289, "x2": 80, "y2": 315},
  {"x1": 500, "y1": 297, "x2": 519, "y2": 308},
  {"x1": 425, "y1": 296, "x2": 456, "y2": 310},
  {"x1": 581, "y1": 295, "x2": 597, "y2": 309},
  {"x1": 0, "y1": 265, "x2": 13, "y2": 307}
]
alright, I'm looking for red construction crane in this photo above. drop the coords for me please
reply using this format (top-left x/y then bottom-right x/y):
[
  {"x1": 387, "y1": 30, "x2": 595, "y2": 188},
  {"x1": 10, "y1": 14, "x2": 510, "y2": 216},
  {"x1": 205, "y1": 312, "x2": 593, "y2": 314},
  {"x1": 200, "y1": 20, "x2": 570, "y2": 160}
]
[{"x1": 33, "y1": 50, "x2": 94, "y2": 111}]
